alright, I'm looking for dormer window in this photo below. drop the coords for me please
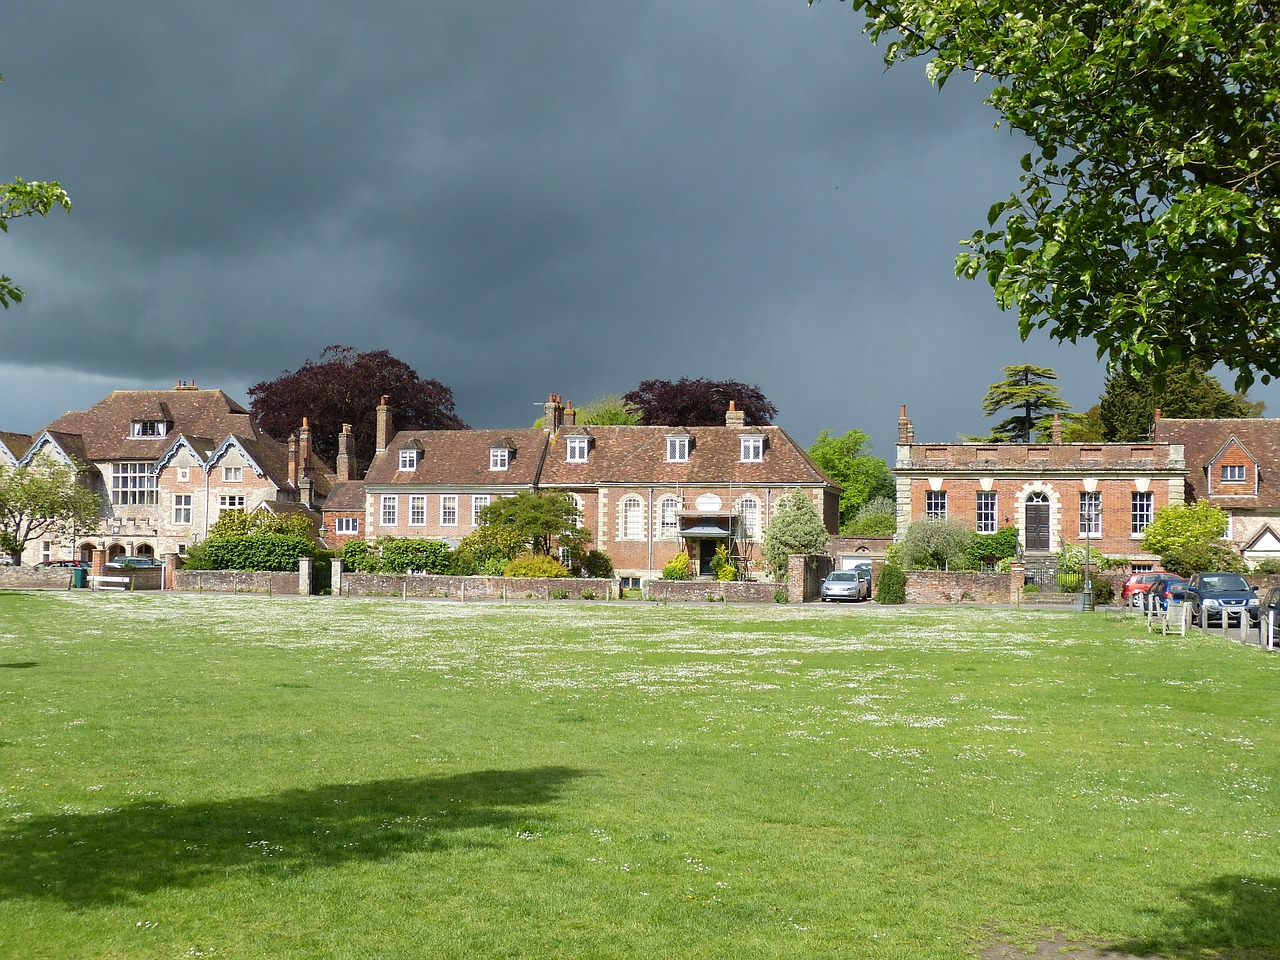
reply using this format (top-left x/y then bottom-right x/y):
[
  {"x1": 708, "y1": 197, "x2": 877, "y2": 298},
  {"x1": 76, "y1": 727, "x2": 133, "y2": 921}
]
[
  {"x1": 130, "y1": 420, "x2": 168, "y2": 439},
  {"x1": 566, "y1": 435, "x2": 590, "y2": 463},
  {"x1": 490, "y1": 446, "x2": 511, "y2": 471},
  {"x1": 666, "y1": 435, "x2": 690, "y2": 463},
  {"x1": 740, "y1": 434, "x2": 765, "y2": 463},
  {"x1": 1221, "y1": 464, "x2": 1246, "y2": 482},
  {"x1": 398, "y1": 448, "x2": 420, "y2": 471}
]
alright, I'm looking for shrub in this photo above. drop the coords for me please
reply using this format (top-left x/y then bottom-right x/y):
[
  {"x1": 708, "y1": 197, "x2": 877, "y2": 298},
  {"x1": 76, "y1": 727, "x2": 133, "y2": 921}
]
[
  {"x1": 456, "y1": 525, "x2": 527, "y2": 571},
  {"x1": 1024, "y1": 583, "x2": 1041, "y2": 594},
  {"x1": 342, "y1": 539, "x2": 379, "y2": 573},
  {"x1": 579, "y1": 549, "x2": 614, "y2": 579},
  {"x1": 1092, "y1": 578, "x2": 1115, "y2": 605},
  {"x1": 773, "y1": 588, "x2": 789, "y2": 603},
  {"x1": 899, "y1": 519, "x2": 974, "y2": 570},
  {"x1": 847, "y1": 496, "x2": 898, "y2": 537},
  {"x1": 1254, "y1": 558, "x2": 1280, "y2": 575},
  {"x1": 661, "y1": 552, "x2": 693, "y2": 581},
  {"x1": 761, "y1": 491, "x2": 830, "y2": 579},
  {"x1": 378, "y1": 537, "x2": 453, "y2": 574},
  {"x1": 711, "y1": 544, "x2": 737, "y2": 581},
  {"x1": 504, "y1": 554, "x2": 570, "y2": 578},
  {"x1": 875, "y1": 563, "x2": 906, "y2": 604},
  {"x1": 581, "y1": 589, "x2": 596, "y2": 600},
  {"x1": 966, "y1": 526, "x2": 1019, "y2": 568},
  {"x1": 550, "y1": 588, "x2": 569, "y2": 599},
  {"x1": 202, "y1": 533, "x2": 317, "y2": 572}
]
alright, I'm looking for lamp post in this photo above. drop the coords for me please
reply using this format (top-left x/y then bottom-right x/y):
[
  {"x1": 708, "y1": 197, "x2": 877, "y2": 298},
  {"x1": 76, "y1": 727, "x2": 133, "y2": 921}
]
[{"x1": 1084, "y1": 498, "x2": 1102, "y2": 594}]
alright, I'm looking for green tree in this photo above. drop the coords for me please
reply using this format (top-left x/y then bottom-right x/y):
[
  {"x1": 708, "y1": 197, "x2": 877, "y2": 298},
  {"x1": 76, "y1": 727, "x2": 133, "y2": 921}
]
[
  {"x1": 974, "y1": 365, "x2": 1071, "y2": 443},
  {"x1": 822, "y1": 0, "x2": 1280, "y2": 389},
  {"x1": 1099, "y1": 363, "x2": 1264, "y2": 442},
  {"x1": 477, "y1": 491, "x2": 589, "y2": 557},
  {"x1": 0, "y1": 462, "x2": 101, "y2": 561},
  {"x1": 761, "y1": 491, "x2": 830, "y2": 579},
  {"x1": 848, "y1": 495, "x2": 897, "y2": 537},
  {"x1": 1141, "y1": 501, "x2": 1239, "y2": 575},
  {"x1": 806, "y1": 429, "x2": 895, "y2": 531},
  {"x1": 899, "y1": 519, "x2": 974, "y2": 570}
]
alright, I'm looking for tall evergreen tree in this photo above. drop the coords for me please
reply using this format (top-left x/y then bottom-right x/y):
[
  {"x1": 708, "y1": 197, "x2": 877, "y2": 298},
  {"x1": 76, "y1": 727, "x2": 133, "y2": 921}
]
[
  {"x1": 975, "y1": 365, "x2": 1071, "y2": 443},
  {"x1": 1099, "y1": 363, "x2": 1264, "y2": 442}
]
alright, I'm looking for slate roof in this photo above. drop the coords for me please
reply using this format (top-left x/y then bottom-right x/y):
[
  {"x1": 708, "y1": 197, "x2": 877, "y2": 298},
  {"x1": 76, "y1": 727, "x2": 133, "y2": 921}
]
[
  {"x1": 42, "y1": 388, "x2": 259, "y2": 462},
  {"x1": 365, "y1": 429, "x2": 547, "y2": 487},
  {"x1": 1153, "y1": 418, "x2": 1280, "y2": 507},
  {"x1": 537, "y1": 425, "x2": 837, "y2": 488}
]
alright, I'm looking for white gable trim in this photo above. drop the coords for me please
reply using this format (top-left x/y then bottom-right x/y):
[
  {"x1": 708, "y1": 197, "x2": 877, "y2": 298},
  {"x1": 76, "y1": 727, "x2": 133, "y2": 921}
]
[
  {"x1": 206, "y1": 436, "x2": 267, "y2": 478},
  {"x1": 18, "y1": 432, "x2": 77, "y2": 469}
]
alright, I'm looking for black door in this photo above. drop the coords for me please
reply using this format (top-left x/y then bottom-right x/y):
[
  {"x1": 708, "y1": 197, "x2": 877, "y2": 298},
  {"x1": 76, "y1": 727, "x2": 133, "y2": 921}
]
[{"x1": 1025, "y1": 500, "x2": 1050, "y2": 551}]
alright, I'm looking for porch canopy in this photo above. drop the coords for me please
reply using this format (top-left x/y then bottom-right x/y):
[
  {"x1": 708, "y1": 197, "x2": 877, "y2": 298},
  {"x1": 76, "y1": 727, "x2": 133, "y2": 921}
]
[{"x1": 677, "y1": 511, "x2": 733, "y2": 538}]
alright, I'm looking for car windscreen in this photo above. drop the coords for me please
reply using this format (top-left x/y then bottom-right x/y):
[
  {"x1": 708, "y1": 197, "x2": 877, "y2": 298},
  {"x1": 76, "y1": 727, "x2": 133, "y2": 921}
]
[
  {"x1": 827, "y1": 572, "x2": 858, "y2": 581},
  {"x1": 1201, "y1": 574, "x2": 1251, "y2": 591}
]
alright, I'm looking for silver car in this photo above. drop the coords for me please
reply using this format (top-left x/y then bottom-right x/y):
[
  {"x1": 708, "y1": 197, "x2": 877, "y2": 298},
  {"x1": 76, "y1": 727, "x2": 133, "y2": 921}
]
[{"x1": 820, "y1": 569, "x2": 870, "y2": 602}]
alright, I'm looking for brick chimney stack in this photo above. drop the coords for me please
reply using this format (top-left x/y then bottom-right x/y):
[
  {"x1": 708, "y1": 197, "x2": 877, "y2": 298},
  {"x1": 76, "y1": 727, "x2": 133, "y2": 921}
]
[
  {"x1": 563, "y1": 401, "x2": 577, "y2": 427},
  {"x1": 336, "y1": 423, "x2": 355, "y2": 482},
  {"x1": 298, "y1": 417, "x2": 313, "y2": 477},
  {"x1": 897, "y1": 404, "x2": 914, "y2": 445},
  {"x1": 543, "y1": 393, "x2": 563, "y2": 433},
  {"x1": 1051, "y1": 413, "x2": 1062, "y2": 444},
  {"x1": 287, "y1": 432, "x2": 299, "y2": 488},
  {"x1": 725, "y1": 400, "x2": 747, "y2": 429},
  {"x1": 376, "y1": 396, "x2": 393, "y2": 454}
]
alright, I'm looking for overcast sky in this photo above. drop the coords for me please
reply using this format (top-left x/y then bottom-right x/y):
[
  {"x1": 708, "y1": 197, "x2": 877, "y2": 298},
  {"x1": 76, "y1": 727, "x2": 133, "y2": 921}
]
[{"x1": 1, "y1": 1, "x2": 1269, "y2": 459}]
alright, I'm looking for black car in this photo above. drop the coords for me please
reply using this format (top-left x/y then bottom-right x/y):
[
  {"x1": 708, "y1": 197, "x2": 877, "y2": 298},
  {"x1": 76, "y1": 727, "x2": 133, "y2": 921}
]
[{"x1": 1185, "y1": 572, "x2": 1260, "y2": 624}]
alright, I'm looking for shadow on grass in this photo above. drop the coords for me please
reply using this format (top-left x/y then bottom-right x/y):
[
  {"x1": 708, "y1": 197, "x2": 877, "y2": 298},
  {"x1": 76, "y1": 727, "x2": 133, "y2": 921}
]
[
  {"x1": 1109, "y1": 874, "x2": 1280, "y2": 958},
  {"x1": 0, "y1": 662, "x2": 37, "y2": 669},
  {"x1": 0, "y1": 766, "x2": 584, "y2": 907}
]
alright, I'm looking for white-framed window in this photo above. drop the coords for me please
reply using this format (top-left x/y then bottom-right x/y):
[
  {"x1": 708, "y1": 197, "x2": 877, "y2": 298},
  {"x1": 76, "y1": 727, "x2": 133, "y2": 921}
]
[
  {"x1": 472, "y1": 494, "x2": 490, "y2": 526},
  {"x1": 441, "y1": 494, "x2": 458, "y2": 526},
  {"x1": 976, "y1": 492, "x2": 998, "y2": 534},
  {"x1": 176, "y1": 467, "x2": 190, "y2": 483},
  {"x1": 174, "y1": 494, "x2": 192, "y2": 525},
  {"x1": 925, "y1": 490, "x2": 946, "y2": 520},
  {"x1": 740, "y1": 435, "x2": 764, "y2": 463},
  {"x1": 666, "y1": 436, "x2": 690, "y2": 462},
  {"x1": 1221, "y1": 464, "x2": 1246, "y2": 482},
  {"x1": 566, "y1": 436, "x2": 590, "y2": 463},
  {"x1": 218, "y1": 495, "x2": 245, "y2": 518},
  {"x1": 223, "y1": 465, "x2": 243, "y2": 483},
  {"x1": 1079, "y1": 491, "x2": 1101, "y2": 536},
  {"x1": 399, "y1": 449, "x2": 420, "y2": 471},
  {"x1": 335, "y1": 517, "x2": 359, "y2": 535},
  {"x1": 42, "y1": 541, "x2": 51, "y2": 563},
  {"x1": 381, "y1": 495, "x2": 398, "y2": 526},
  {"x1": 130, "y1": 420, "x2": 167, "y2": 439},
  {"x1": 619, "y1": 496, "x2": 644, "y2": 540},
  {"x1": 737, "y1": 496, "x2": 761, "y2": 541},
  {"x1": 112, "y1": 462, "x2": 158, "y2": 506},
  {"x1": 568, "y1": 493, "x2": 585, "y2": 527},
  {"x1": 659, "y1": 496, "x2": 681, "y2": 539},
  {"x1": 1131, "y1": 492, "x2": 1154, "y2": 535},
  {"x1": 490, "y1": 447, "x2": 510, "y2": 470},
  {"x1": 409, "y1": 495, "x2": 427, "y2": 526}
]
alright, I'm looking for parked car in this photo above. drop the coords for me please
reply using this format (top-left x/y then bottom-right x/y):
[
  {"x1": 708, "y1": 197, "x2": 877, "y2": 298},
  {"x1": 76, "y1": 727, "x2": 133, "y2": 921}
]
[
  {"x1": 1185, "y1": 572, "x2": 1260, "y2": 624},
  {"x1": 0, "y1": 555, "x2": 15, "y2": 566},
  {"x1": 1121, "y1": 571, "x2": 1171, "y2": 606},
  {"x1": 820, "y1": 569, "x2": 870, "y2": 602},
  {"x1": 107, "y1": 556, "x2": 161, "y2": 569},
  {"x1": 1145, "y1": 575, "x2": 1189, "y2": 611},
  {"x1": 35, "y1": 559, "x2": 89, "y2": 569}
]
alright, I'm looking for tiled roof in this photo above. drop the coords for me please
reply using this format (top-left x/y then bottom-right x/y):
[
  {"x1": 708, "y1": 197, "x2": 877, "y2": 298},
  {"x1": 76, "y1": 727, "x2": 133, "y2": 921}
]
[
  {"x1": 1154, "y1": 418, "x2": 1280, "y2": 507},
  {"x1": 43, "y1": 388, "x2": 259, "y2": 462},
  {"x1": 323, "y1": 480, "x2": 367, "y2": 512},
  {"x1": 538, "y1": 425, "x2": 837, "y2": 487},
  {"x1": 0, "y1": 431, "x2": 33, "y2": 461},
  {"x1": 365, "y1": 429, "x2": 547, "y2": 487}
]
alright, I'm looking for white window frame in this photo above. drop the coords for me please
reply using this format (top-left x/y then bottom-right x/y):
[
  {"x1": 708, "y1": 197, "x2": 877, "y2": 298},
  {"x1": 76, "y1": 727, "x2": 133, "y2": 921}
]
[
  {"x1": 380, "y1": 495, "x2": 398, "y2": 526},
  {"x1": 976, "y1": 491, "x2": 998, "y2": 534},
  {"x1": 490, "y1": 447, "x2": 510, "y2": 471},
  {"x1": 1131, "y1": 492, "x2": 1154, "y2": 536},
  {"x1": 130, "y1": 420, "x2": 167, "y2": 439},
  {"x1": 568, "y1": 494, "x2": 585, "y2": 528},
  {"x1": 222, "y1": 465, "x2": 244, "y2": 483},
  {"x1": 1221, "y1": 464, "x2": 1246, "y2": 483},
  {"x1": 566, "y1": 436, "x2": 590, "y2": 463},
  {"x1": 924, "y1": 490, "x2": 947, "y2": 520},
  {"x1": 409, "y1": 495, "x2": 427, "y2": 526},
  {"x1": 173, "y1": 494, "x2": 193, "y2": 525},
  {"x1": 1079, "y1": 491, "x2": 1102, "y2": 537},
  {"x1": 335, "y1": 517, "x2": 360, "y2": 535},
  {"x1": 739, "y1": 435, "x2": 764, "y2": 463},
  {"x1": 399, "y1": 449, "x2": 419, "y2": 471},
  {"x1": 666, "y1": 436, "x2": 690, "y2": 462},
  {"x1": 112, "y1": 462, "x2": 158, "y2": 506},
  {"x1": 218, "y1": 495, "x2": 245, "y2": 518},
  {"x1": 620, "y1": 496, "x2": 644, "y2": 540},
  {"x1": 659, "y1": 496, "x2": 681, "y2": 539},
  {"x1": 472, "y1": 494, "x2": 490, "y2": 526},
  {"x1": 441, "y1": 494, "x2": 459, "y2": 527},
  {"x1": 737, "y1": 496, "x2": 761, "y2": 541}
]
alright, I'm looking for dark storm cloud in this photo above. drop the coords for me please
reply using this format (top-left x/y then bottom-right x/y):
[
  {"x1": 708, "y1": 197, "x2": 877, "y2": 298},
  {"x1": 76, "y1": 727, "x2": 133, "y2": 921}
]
[{"x1": 4, "y1": 0, "x2": 1228, "y2": 455}]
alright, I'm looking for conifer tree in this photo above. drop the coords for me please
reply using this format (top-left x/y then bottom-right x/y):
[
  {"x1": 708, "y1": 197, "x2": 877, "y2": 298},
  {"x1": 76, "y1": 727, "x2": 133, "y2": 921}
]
[{"x1": 975, "y1": 365, "x2": 1071, "y2": 443}]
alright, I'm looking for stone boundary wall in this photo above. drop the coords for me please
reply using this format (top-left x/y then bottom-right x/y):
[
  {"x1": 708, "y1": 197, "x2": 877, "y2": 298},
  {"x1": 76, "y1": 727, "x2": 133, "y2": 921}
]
[
  {"x1": 645, "y1": 580, "x2": 780, "y2": 603},
  {"x1": 0, "y1": 567, "x2": 80, "y2": 590},
  {"x1": 175, "y1": 570, "x2": 299, "y2": 595},
  {"x1": 904, "y1": 569, "x2": 1018, "y2": 604},
  {"x1": 341, "y1": 574, "x2": 615, "y2": 600}
]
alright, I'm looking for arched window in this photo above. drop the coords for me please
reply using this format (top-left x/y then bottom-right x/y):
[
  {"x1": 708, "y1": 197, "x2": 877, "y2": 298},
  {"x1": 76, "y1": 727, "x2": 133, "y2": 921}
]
[
  {"x1": 659, "y1": 497, "x2": 681, "y2": 539},
  {"x1": 569, "y1": 493, "x2": 585, "y2": 527},
  {"x1": 737, "y1": 496, "x2": 761, "y2": 541},
  {"x1": 619, "y1": 496, "x2": 644, "y2": 540}
]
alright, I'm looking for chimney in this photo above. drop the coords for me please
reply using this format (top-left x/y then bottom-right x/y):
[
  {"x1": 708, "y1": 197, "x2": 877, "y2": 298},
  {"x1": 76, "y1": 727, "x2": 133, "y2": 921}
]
[
  {"x1": 563, "y1": 401, "x2": 577, "y2": 428},
  {"x1": 897, "y1": 404, "x2": 914, "y2": 445},
  {"x1": 287, "y1": 432, "x2": 299, "y2": 488},
  {"x1": 298, "y1": 417, "x2": 313, "y2": 477},
  {"x1": 725, "y1": 400, "x2": 746, "y2": 429},
  {"x1": 543, "y1": 393, "x2": 563, "y2": 433},
  {"x1": 1051, "y1": 413, "x2": 1062, "y2": 444},
  {"x1": 336, "y1": 423, "x2": 355, "y2": 482},
  {"x1": 376, "y1": 396, "x2": 393, "y2": 454},
  {"x1": 299, "y1": 476, "x2": 314, "y2": 509}
]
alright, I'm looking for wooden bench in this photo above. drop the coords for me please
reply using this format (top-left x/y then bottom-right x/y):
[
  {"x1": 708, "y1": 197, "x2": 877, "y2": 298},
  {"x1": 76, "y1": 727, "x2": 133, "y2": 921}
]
[{"x1": 88, "y1": 575, "x2": 131, "y2": 592}]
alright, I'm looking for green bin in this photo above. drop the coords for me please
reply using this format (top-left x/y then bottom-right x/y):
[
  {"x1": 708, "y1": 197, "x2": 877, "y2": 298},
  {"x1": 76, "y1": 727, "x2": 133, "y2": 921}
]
[{"x1": 70, "y1": 567, "x2": 87, "y2": 588}]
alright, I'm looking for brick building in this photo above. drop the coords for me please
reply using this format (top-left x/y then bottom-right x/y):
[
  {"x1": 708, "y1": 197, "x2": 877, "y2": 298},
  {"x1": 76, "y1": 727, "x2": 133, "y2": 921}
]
[{"x1": 893, "y1": 405, "x2": 1185, "y2": 565}]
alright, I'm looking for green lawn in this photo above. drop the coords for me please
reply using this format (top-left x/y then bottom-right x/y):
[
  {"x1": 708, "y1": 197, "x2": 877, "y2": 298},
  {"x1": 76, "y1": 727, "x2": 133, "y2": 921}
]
[{"x1": 1, "y1": 591, "x2": 1277, "y2": 959}]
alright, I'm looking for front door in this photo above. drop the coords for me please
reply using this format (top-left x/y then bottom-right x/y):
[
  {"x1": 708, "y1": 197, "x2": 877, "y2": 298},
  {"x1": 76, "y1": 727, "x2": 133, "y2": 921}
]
[
  {"x1": 1025, "y1": 495, "x2": 1050, "y2": 551},
  {"x1": 697, "y1": 540, "x2": 716, "y2": 577}
]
